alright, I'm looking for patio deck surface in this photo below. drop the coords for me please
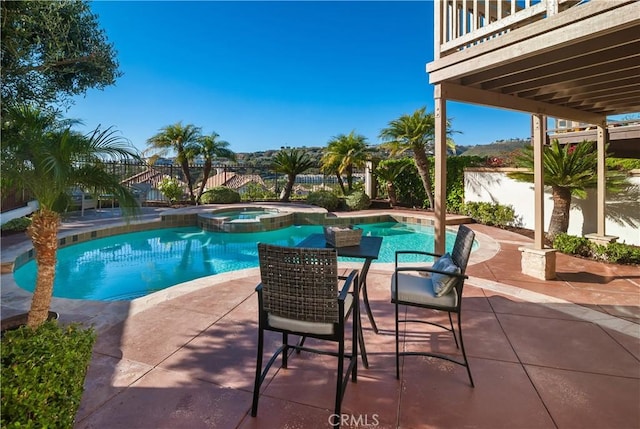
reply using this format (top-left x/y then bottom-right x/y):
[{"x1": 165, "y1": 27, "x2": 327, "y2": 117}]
[{"x1": 1, "y1": 206, "x2": 638, "y2": 428}]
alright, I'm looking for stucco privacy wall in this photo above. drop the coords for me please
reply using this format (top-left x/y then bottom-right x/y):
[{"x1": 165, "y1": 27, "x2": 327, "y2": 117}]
[{"x1": 464, "y1": 168, "x2": 640, "y2": 246}]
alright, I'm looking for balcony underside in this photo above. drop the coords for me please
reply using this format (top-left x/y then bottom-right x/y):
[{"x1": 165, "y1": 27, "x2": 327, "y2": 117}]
[{"x1": 428, "y1": 0, "x2": 640, "y2": 126}]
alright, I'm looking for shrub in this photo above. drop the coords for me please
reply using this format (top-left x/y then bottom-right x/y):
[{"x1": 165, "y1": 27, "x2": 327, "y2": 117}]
[
  {"x1": 306, "y1": 190, "x2": 340, "y2": 211},
  {"x1": 157, "y1": 177, "x2": 184, "y2": 203},
  {"x1": 1, "y1": 216, "x2": 32, "y2": 233},
  {"x1": 552, "y1": 233, "x2": 640, "y2": 265},
  {"x1": 553, "y1": 233, "x2": 593, "y2": 257},
  {"x1": 461, "y1": 202, "x2": 516, "y2": 227},
  {"x1": 240, "y1": 183, "x2": 275, "y2": 202},
  {"x1": 201, "y1": 187, "x2": 241, "y2": 204},
  {"x1": 595, "y1": 242, "x2": 640, "y2": 264},
  {"x1": 1, "y1": 322, "x2": 96, "y2": 428},
  {"x1": 345, "y1": 190, "x2": 371, "y2": 211}
]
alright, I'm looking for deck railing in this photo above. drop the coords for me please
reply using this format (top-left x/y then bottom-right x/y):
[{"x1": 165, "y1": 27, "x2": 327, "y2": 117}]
[{"x1": 435, "y1": 0, "x2": 587, "y2": 57}]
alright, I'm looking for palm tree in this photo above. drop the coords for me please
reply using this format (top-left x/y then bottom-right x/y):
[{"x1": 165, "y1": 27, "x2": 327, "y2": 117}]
[
  {"x1": 374, "y1": 162, "x2": 409, "y2": 207},
  {"x1": 379, "y1": 107, "x2": 457, "y2": 209},
  {"x1": 146, "y1": 122, "x2": 202, "y2": 203},
  {"x1": 1, "y1": 104, "x2": 140, "y2": 328},
  {"x1": 508, "y1": 139, "x2": 628, "y2": 241},
  {"x1": 321, "y1": 131, "x2": 370, "y2": 195},
  {"x1": 192, "y1": 132, "x2": 236, "y2": 204},
  {"x1": 272, "y1": 148, "x2": 314, "y2": 202}
]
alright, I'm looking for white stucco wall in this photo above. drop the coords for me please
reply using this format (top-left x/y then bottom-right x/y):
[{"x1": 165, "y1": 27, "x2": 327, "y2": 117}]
[
  {"x1": 0, "y1": 200, "x2": 39, "y2": 226},
  {"x1": 464, "y1": 168, "x2": 640, "y2": 246}
]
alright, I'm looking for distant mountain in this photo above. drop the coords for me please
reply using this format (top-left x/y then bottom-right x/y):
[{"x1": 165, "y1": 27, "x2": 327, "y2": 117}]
[{"x1": 459, "y1": 138, "x2": 530, "y2": 157}]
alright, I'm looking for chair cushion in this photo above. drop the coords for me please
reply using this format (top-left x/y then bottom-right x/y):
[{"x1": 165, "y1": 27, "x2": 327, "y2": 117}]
[
  {"x1": 391, "y1": 273, "x2": 458, "y2": 308},
  {"x1": 432, "y1": 254, "x2": 460, "y2": 297},
  {"x1": 268, "y1": 294, "x2": 353, "y2": 336},
  {"x1": 432, "y1": 252, "x2": 450, "y2": 271}
]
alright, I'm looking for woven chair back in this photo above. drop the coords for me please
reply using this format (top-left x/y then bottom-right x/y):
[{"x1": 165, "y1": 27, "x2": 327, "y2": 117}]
[
  {"x1": 450, "y1": 225, "x2": 475, "y2": 274},
  {"x1": 258, "y1": 243, "x2": 340, "y2": 324}
]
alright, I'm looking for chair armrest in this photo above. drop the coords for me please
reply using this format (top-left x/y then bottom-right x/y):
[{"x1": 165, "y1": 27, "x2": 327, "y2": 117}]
[
  {"x1": 394, "y1": 265, "x2": 468, "y2": 280},
  {"x1": 395, "y1": 250, "x2": 442, "y2": 269},
  {"x1": 395, "y1": 250, "x2": 442, "y2": 258},
  {"x1": 338, "y1": 269, "x2": 359, "y2": 301},
  {"x1": 255, "y1": 283, "x2": 263, "y2": 292}
]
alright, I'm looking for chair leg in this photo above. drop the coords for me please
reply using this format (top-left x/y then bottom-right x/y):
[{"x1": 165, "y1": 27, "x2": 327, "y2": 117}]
[
  {"x1": 457, "y1": 313, "x2": 474, "y2": 387},
  {"x1": 395, "y1": 300, "x2": 400, "y2": 380},
  {"x1": 448, "y1": 312, "x2": 459, "y2": 349},
  {"x1": 352, "y1": 295, "x2": 358, "y2": 382},
  {"x1": 334, "y1": 337, "x2": 345, "y2": 428},
  {"x1": 251, "y1": 327, "x2": 264, "y2": 417},
  {"x1": 282, "y1": 332, "x2": 288, "y2": 368}
]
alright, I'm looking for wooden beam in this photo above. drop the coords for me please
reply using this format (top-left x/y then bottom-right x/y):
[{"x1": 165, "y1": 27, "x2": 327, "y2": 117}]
[{"x1": 439, "y1": 82, "x2": 605, "y2": 124}]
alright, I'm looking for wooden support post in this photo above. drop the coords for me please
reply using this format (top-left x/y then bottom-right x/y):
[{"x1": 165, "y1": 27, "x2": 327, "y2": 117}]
[
  {"x1": 434, "y1": 86, "x2": 447, "y2": 255},
  {"x1": 533, "y1": 114, "x2": 545, "y2": 250}
]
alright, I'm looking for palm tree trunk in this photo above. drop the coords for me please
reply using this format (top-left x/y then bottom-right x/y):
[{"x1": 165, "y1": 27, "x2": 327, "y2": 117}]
[
  {"x1": 281, "y1": 174, "x2": 295, "y2": 202},
  {"x1": 548, "y1": 185, "x2": 572, "y2": 241},
  {"x1": 196, "y1": 161, "x2": 212, "y2": 204},
  {"x1": 335, "y1": 174, "x2": 346, "y2": 195},
  {"x1": 26, "y1": 209, "x2": 60, "y2": 328},
  {"x1": 387, "y1": 183, "x2": 398, "y2": 207},
  {"x1": 180, "y1": 160, "x2": 195, "y2": 203},
  {"x1": 412, "y1": 146, "x2": 435, "y2": 209}
]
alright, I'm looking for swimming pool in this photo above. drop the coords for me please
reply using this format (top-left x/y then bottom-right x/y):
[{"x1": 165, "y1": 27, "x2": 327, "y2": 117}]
[{"x1": 13, "y1": 222, "x2": 470, "y2": 301}]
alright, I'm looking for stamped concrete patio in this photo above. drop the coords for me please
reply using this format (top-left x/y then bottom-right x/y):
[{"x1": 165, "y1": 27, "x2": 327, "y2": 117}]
[{"x1": 1, "y1": 207, "x2": 638, "y2": 428}]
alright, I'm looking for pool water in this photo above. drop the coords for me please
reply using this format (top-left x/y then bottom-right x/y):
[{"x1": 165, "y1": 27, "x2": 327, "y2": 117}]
[
  {"x1": 13, "y1": 222, "x2": 470, "y2": 301},
  {"x1": 211, "y1": 209, "x2": 278, "y2": 221}
]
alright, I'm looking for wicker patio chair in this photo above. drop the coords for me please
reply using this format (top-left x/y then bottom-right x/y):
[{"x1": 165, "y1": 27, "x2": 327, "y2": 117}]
[
  {"x1": 251, "y1": 243, "x2": 359, "y2": 428},
  {"x1": 391, "y1": 224, "x2": 476, "y2": 386}
]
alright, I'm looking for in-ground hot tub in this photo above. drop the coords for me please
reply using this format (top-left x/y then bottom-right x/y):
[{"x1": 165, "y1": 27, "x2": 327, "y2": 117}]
[{"x1": 197, "y1": 207, "x2": 295, "y2": 232}]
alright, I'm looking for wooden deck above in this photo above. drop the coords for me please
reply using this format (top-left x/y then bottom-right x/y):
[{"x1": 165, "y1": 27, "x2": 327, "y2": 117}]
[{"x1": 428, "y1": 0, "x2": 640, "y2": 125}]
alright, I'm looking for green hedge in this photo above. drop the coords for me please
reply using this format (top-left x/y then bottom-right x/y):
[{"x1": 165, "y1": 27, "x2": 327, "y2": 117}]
[
  {"x1": 306, "y1": 190, "x2": 340, "y2": 211},
  {"x1": 460, "y1": 201, "x2": 517, "y2": 227},
  {"x1": 201, "y1": 186, "x2": 241, "y2": 204},
  {"x1": 1, "y1": 322, "x2": 96, "y2": 428},
  {"x1": 377, "y1": 155, "x2": 486, "y2": 211},
  {"x1": 553, "y1": 233, "x2": 640, "y2": 264}
]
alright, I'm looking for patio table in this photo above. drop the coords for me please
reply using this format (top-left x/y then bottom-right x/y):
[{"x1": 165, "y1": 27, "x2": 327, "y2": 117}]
[{"x1": 297, "y1": 233, "x2": 382, "y2": 368}]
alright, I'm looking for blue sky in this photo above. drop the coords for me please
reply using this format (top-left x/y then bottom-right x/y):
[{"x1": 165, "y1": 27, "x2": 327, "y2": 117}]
[{"x1": 66, "y1": 1, "x2": 531, "y2": 155}]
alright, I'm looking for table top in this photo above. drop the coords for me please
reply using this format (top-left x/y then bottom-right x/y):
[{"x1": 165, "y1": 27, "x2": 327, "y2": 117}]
[{"x1": 297, "y1": 233, "x2": 382, "y2": 260}]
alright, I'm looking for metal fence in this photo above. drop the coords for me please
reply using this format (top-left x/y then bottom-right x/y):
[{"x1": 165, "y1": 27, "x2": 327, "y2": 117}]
[{"x1": 1, "y1": 160, "x2": 365, "y2": 212}]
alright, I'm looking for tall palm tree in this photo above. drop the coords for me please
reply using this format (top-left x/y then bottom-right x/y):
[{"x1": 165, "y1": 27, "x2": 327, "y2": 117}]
[
  {"x1": 508, "y1": 139, "x2": 628, "y2": 240},
  {"x1": 379, "y1": 107, "x2": 457, "y2": 209},
  {"x1": 272, "y1": 148, "x2": 314, "y2": 202},
  {"x1": 321, "y1": 130, "x2": 370, "y2": 195},
  {"x1": 191, "y1": 132, "x2": 236, "y2": 204},
  {"x1": 146, "y1": 122, "x2": 202, "y2": 203},
  {"x1": 1, "y1": 104, "x2": 140, "y2": 328}
]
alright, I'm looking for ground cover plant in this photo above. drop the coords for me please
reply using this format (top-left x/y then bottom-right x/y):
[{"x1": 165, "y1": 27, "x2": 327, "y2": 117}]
[
  {"x1": 1, "y1": 216, "x2": 32, "y2": 234},
  {"x1": 1, "y1": 322, "x2": 96, "y2": 428}
]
